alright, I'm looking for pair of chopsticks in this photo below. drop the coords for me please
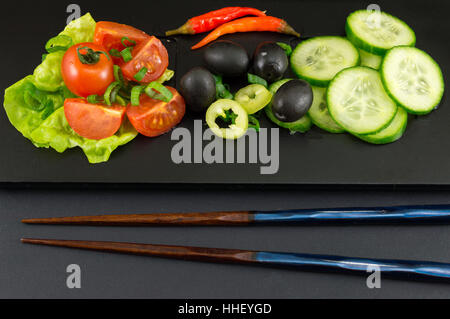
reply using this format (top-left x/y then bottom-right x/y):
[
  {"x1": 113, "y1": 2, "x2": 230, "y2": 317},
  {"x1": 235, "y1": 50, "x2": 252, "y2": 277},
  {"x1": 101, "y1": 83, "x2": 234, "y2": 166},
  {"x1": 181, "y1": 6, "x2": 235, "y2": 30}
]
[{"x1": 22, "y1": 205, "x2": 450, "y2": 280}]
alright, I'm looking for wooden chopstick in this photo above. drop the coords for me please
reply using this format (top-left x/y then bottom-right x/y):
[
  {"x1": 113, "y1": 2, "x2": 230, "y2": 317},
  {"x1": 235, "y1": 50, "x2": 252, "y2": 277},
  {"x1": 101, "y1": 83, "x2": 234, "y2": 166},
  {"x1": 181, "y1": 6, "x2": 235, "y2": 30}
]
[
  {"x1": 21, "y1": 238, "x2": 256, "y2": 264},
  {"x1": 21, "y1": 205, "x2": 450, "y2": 226},
  {"x1": 21, "y1": 238, "x2": 450, "y2": 280},
  {"x1": 21, "y1": 211, "x2": 252, "y2": 226}
]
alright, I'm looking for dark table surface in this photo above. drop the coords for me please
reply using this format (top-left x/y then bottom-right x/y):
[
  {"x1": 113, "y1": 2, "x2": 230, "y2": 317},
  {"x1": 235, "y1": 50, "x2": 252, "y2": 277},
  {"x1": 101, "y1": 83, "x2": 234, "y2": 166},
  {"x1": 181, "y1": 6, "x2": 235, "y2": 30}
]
[
  {"x1": 2, "y1": 0, "x2": 450, "y2": 299},
  {"x1": 2, "y1": 186, "x2": 450, "y2": 298}
]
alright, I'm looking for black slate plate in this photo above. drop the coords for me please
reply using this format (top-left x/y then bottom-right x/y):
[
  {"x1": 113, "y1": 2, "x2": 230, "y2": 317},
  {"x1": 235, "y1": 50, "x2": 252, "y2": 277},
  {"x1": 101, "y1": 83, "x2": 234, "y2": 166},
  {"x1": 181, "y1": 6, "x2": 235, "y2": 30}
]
[{"x1": 0, "y1": 0, "x2": 449, "y2": 186}]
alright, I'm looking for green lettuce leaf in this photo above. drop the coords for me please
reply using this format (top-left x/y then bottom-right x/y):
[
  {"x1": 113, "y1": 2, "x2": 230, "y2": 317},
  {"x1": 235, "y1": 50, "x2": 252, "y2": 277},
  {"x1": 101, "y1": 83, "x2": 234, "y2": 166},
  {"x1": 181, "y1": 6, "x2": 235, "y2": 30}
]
[
  {"x1": 32, "y1": 51, "x2": 65, "y2": 92},
  {"x1": 4, "y1": 76, "x2": 64, "y2": 139},
  {"x1": 59, "y1": 12, "x2": 96, "y2": 44},
  {"x1": 156, "y1": 69, "x2": 174, "y2": 84},
  {"x1": 4, "y1": 13, "x2": 139, "y2": 163},
  {"x1": 4, "y1": 75, "x2": 138, "y2": 163},
  {"x1": 30, "y1": 108, "x2": 138, "y2": 163},
  {"x1": 32, "y1": 13, "x2": 96, "y2": 92}
]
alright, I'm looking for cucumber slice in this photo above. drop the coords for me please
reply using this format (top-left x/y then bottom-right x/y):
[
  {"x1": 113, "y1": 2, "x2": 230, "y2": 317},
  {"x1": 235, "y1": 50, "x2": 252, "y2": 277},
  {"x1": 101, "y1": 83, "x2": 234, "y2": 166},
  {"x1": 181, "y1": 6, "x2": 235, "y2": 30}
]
[
  {"x1": 346, "y1": 10, "x2": 416, "y2": 55},
  {"x1": 356, "y1": 107, "x2": 408, "y2": 144},
  {"x1": 327, "y1": 66, "x2": 397, "y2": 135},
  {"x1": 381, "y1": 46, "x2": 444, "y2": 115},
  {"x1": 265, "y1": 79, "x2": 312, "y2": 133},
  {"x1": 358, "y1": 48, "x2": 382, "y2": 70},
  {"x1": 290, "y1": 36, "x2": 360, "y2": 87},
  {"x1": 308, "y1": 86, "x2": 344, "y2": 133},
  {"x1": 265, "y1": 105, "x2": 312, "y2": 133}
]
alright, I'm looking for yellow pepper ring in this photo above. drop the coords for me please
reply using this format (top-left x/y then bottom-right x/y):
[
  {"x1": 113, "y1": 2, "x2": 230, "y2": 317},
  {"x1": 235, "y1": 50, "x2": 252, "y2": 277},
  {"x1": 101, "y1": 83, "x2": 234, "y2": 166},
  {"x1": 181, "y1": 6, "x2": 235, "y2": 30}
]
[{"x1": 206, "y1": 99, "x2": 248, "y2": 140}]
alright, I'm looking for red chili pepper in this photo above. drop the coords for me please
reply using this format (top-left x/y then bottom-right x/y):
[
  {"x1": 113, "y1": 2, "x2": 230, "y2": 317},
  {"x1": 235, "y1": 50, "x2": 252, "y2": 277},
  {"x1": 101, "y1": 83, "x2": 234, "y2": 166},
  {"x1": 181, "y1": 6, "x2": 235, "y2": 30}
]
[
  {"x1": 165, "y1": 7, "x2": 266, "y2": 36},
  {"x1": 191, "y1": 16, "x2": 300, "y2": 50}
]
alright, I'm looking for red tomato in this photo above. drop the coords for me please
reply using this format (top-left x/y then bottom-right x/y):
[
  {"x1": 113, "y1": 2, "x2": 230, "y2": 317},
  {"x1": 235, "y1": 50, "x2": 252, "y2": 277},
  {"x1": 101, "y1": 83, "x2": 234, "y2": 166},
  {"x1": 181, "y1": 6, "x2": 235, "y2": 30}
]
[
  {"x1": 64, "y1": 98, "x2": 126, "y2": 140},
  {"x1": 121, "y1": 36, "x2": 169, "y2": 83},
  {"x1": 62, "y1": 43, "x2": 114, "y2": 97},
  {"x1": 126, "y1": 87, "x2": 185, "y2": 137},
  {"x1": 93, "y1": 21, "x2": 150, "y2": 64}
]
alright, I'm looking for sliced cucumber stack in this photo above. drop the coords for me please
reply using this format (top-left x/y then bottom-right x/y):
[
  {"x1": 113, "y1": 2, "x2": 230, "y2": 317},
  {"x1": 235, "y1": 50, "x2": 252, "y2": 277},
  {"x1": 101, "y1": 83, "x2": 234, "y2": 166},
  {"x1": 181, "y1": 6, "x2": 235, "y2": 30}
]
[
  {"x1": 265, "y1": 79, "x2": 312, "y2": 133},
  {"x1": 346, "y1": 10, "x2": 416, "y2": 55},
  {"x1": 290, "y1": 36, "x2": 360, "y2": 87},
  {"x1": 258, "y1": 9, "x2": 443, "y2": 145},
  {"x1": 327, "y1": 66, "x2": 397, "y2": 135},
  {"x1": 356, "y1": 107, "x2": 408, "y2": 144},
  {"x1": 381, "y1": 46, "x2": 444, "y2": 115},
  {"x1": 358, "y1": 48, "x2": 382, "y2": 70},
  {"x1": 308, "y1": 86, "x2": 344, "y2": 133}
]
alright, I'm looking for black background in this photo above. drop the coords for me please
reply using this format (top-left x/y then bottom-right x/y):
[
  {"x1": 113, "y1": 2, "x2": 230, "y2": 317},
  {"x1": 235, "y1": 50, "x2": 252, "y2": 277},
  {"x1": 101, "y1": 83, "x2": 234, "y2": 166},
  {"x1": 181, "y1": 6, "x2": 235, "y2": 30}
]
[
  {"x1": 0, "y1": 0, "x2": 449, "y2": 185},
  {"x1": 1, "y1": 0, "x2": 450, "y2": 299}
]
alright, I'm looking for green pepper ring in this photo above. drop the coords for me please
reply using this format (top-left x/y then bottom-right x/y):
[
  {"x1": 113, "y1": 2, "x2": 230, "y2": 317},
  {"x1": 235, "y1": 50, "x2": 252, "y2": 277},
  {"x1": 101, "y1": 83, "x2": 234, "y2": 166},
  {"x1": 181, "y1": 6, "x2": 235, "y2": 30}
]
[{"x1": 234, "y1": 84, "x2": 272, "y2": 115}]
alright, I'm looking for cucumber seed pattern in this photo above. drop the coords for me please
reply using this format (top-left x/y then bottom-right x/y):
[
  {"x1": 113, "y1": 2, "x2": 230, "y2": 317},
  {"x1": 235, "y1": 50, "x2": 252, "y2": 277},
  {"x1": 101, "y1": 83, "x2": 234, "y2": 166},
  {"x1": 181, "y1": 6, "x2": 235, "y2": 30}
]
[
  {"x1": 363, "y1": 15, "x2": 400, "y2": 44},
  {"x1": 341, "y1": 76, "x2": 380, "y2": 120},
  {"x1": 305, "y1": 45, "x2": 344, "y2": 71},
  {"x1": 397, "y1": 57, "x2": 430, "y2": 96}
]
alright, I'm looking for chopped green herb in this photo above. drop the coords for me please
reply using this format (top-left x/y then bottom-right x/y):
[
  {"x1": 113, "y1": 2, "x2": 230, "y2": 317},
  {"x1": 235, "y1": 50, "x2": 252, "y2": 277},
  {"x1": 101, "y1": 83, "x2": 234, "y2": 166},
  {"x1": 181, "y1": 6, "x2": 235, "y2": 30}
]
[
  {"x1": 145, "y1": 82, "x2": 173, "y2": 102},
  {"x1": 87, "y1": 94, "x2": 100, "y2": 104},
  {"x1": 276, "y1": 42, "x2": 292, "y2": 56},
  {"x1": 109, "y1": 49, "x2": 121, "y2": 57},
  {"x1": 120, "y1": 47, "x2": 133, "y2": 62},
  {"x1": 248, "y1": 115, "x2": 260, "y2": 131},
  {"x1": 45, "y1": 35, "x2": 73, "y2": 53},
  {"x1": 113, "y1": 65, "x2": 125, "y2": 85},
  {"x1": 134, "y1": 67, "x2": 148, "y2": 82},
  {"x1": 213, "y1": 75, "x2": 233, "y2": 99},
  {"x1": 131, "y1": 85, "x2": 145, "y2": 106},
  {"x1": 104, "y1": 81, "x2": 121, "y2": 106},
  {"x1": 121, "y1": 36, "x2": 137, "y2": 47},
  {"x1": 247, "y1": 73, "x2": 268, "y2": 88}
]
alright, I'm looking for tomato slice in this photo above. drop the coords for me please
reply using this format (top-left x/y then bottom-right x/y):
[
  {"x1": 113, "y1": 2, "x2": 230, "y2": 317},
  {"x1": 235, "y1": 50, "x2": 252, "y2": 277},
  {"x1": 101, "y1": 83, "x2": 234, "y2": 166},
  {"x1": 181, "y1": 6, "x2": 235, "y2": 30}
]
[
  {"x1": 121, "y1": 36, "x2": 169, "y2": 83},
  {"x1": 93, "y1": 21, "x2": 150, "y2": 64},
  {"x1": 126, "y1": 87, "x2": 185, "y2": 137},
  {"x1": 64, "y1": 98, "x2": 126, "y2": 140}
]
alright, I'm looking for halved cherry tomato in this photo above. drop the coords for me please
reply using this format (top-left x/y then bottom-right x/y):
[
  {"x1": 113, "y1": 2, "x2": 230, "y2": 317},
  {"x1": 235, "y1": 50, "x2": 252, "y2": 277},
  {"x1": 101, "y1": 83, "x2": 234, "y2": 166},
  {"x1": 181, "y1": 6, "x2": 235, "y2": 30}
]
[
  {"x1": 64, "y1": 98, "x2": 126, "y2": 140},
  {"x1": 121, "y1": 36, "x2": 169, "y2": 83},
  {"x1": 62, "y1": 43, "x2": 114, "y2": 97},
  {"x1": 126, "y1": 87, "x2": 185, "y2": 137},
  {"x1": 93, "y1": 21, "x2": 150, "y2": 64}
]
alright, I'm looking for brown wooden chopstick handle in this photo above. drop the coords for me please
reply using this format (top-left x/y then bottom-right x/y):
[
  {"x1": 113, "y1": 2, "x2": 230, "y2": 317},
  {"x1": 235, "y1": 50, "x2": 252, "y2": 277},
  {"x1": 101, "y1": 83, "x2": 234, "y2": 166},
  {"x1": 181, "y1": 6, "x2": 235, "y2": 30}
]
[
  {"x1": 21, "y1": 238, "x2": 257, "y2": 264},
  {"x1": 21, "y1": 211, "x2": 253, "y2": 226}
]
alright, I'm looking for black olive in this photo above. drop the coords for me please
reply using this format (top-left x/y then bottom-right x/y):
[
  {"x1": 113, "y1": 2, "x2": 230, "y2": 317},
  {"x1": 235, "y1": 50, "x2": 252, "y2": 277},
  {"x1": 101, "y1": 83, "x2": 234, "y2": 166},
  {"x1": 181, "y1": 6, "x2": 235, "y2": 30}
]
[
  {"x1": 179, "y1": 67, "x2": 216, "y2": 113},
  {"x1": 253, "y1": 42, "x2": 289, "y2": 83},
  {"x1": 203, "y1": 40, "x2": 249, "y2": 77},
  {"x1": 272, "y1": 79, "x2": 313, "y2": 122}
]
